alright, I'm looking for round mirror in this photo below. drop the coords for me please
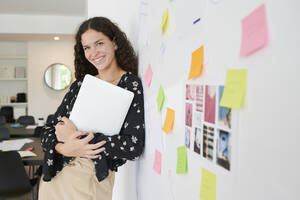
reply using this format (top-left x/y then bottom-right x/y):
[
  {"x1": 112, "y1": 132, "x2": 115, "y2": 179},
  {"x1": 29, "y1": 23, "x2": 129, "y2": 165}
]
[{"x1": 44, "y1": 63, "x2": 72, "y2": 90}]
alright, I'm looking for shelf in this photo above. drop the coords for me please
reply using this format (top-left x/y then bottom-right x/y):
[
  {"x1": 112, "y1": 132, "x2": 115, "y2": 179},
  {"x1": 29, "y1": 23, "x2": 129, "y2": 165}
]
[
  {"x1": 0, "y1": 103, "x2": 28, "y2": 106},
  {"x1": 0, "y1": 78, "x2": 27, "y2": 81},
  {"x1": 0, "y1": 56, "x2": 27, "y2": 59}
]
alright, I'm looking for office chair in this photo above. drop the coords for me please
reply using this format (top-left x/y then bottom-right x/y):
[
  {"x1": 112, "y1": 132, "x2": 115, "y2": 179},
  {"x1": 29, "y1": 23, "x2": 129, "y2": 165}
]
[
  {"x1": 0, "y1": 115, "x2": 6, "y2": 125},
  {"x1": 0, "y1": 127, "x2": 10, "y2": 140},
  {"x1": 46, "y1": 114, "x2": 55, "y2": 124},
  {"x1": 0, "y1": 151, "x2": 32, "y2": 198},
  {"x1": 0, "y1": 106, "x2": 15, "y2": 123},
  {"x1": 17, "y1": 115, "x2": 35, "y2": 125}
]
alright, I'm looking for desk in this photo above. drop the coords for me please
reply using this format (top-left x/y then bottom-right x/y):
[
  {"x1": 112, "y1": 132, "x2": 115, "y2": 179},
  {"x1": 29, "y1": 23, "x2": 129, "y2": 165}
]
[
  {"x1": 2, "y1": 123, "x2": 35, "y2": 137},
  {"x1": 21, "y1": 137, "x2": 44, "y2": 166}
]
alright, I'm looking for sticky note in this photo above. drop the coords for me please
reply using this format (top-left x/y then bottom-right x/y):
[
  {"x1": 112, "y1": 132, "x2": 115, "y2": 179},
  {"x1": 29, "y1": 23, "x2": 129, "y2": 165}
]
[
  {"x1": 157, "y1": 85, "x2": 165, "y2": 112},
  {"x1": 162, "y1": 108, "x2": 175, "y2": 134},
  {"x1": 188, "y1": 46, "x2": 204, "y2": 80},
  {"x1": 153, "y1": 149, "x2": 162, "y2": 174},
  {"x1": 240, "y1": 4, "x2": 269, "y2": 56},
  {"x1": 161, "y1": 8, "x2": 169, "y2": 34},
  {"x1": 200, "y1": 168, "x2": 216, "y2": 200},
  {"x1": 143, "y1": 64, "x2": 153, "y2": 87},
  {"x1": 220, "y1": 69, "x2": 247, "y2": 108},
  {"x1": 176, "y1": 146, "x2": 188, "y2": 174}
]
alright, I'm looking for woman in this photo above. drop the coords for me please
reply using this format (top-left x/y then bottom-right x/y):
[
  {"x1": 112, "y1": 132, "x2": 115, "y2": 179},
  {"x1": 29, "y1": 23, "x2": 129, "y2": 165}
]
[{"x1": 39, "y1": 17, "x2": 145, "y2": 200}]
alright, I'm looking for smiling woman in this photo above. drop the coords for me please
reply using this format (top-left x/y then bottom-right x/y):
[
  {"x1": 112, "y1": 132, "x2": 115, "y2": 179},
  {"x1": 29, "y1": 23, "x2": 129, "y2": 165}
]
[{"x1": 44, "y1": 63, "x2": 72, "y2": 90}]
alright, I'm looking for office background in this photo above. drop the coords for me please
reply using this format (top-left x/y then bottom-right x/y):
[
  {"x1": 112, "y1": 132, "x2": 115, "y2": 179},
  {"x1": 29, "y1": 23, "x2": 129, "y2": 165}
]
[{"x1": 1, "y1": 0, "x2": 299, "y2": 200}]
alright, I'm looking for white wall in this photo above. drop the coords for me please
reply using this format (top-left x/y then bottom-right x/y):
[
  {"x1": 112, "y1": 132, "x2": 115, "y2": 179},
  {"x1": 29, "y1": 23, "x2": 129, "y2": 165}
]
[
  {"x1": 87, "y1": 1, "x2": 140, "y2": 200},
  {"x1": 0, "y1": 14, "x2": 85, "y2": 34},
  {"x1": 137, "y1": 0, "x2": 300, "y2": 200},
  {"x1": 27, "y1": 41, "x2": 75, "y2": 120}
]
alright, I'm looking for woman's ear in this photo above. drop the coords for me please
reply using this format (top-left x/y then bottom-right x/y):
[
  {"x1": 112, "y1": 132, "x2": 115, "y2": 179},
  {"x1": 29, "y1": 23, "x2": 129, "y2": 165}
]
[{"x1": 113, "y1": 38, "x2": 118, "y2": 50}]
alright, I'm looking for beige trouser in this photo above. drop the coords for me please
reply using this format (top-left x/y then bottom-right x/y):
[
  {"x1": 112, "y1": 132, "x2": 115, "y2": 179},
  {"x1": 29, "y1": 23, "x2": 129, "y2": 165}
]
[{"x1": 39, "y1": 157, "x2": 115, "y2": 200}]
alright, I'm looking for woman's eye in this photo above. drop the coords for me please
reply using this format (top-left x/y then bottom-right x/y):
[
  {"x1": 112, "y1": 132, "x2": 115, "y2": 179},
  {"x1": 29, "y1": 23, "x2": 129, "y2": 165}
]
[
  {"x1": 97, "y1": 42, "x2": 104, "y2": 46},
  {"x1": 83, "y1": 47, "x2": 89, "y2": 51}
]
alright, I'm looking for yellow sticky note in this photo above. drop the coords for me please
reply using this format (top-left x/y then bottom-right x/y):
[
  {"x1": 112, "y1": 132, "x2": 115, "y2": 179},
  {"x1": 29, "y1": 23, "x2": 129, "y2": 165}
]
[
  {"x1": 162, "y1": 108, "x2": 175, "y2": 134},
  {"x1": 220, "y1": 69, "x2": 247, "y2": 108},
  {"x1": 161, "y1": 8, "x2": 169, "y2": 34},
  {"x1": 157, "y1": 85, "x2": 165, "y2": 112},
  {"x1": 176, "y1": 146, "x2": 188, "y2": 174},
  {"x1": 200, "y1": 168, "x2": 216, "y2": 200},
  {"x1": 188, "y1": 46, "x2": 204, "y2": 80}
]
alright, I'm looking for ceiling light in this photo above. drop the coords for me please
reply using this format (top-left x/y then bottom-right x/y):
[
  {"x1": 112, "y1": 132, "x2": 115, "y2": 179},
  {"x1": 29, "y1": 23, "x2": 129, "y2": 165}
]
[{"x1": 54, "y1": 36, "x2": 60, "y2": 41}]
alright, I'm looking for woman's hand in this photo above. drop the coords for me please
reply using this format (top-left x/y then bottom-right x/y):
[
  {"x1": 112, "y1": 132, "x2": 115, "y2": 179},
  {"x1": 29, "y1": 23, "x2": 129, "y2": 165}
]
[
  {"x1": 55, "y1": 117, "x2": 77, "y2": 142},
  {"x1": 55, "y1": 131, "x2": 106, "y2": 159}
]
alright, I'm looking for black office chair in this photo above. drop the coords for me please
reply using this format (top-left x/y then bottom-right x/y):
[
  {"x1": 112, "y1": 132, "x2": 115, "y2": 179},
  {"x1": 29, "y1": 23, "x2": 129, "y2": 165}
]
[
  {"x1": 46, "y1": 114, "x2": 55, "y2": 124},
  {"x1": 0, "y1": 127, "x2": 10, "y2": 140},
  {"x1": 0, "y1": 151, "x2": 32, "y2": 198},
  {"x1": 17, "y1": 115, "x2": 35, "y2": 125},
  {"x1": 0, "y1": 106, "x2": 15, "y2": 123},
  {"x1": 0, "y1": 115, "x2": 6, "y2": 125}
]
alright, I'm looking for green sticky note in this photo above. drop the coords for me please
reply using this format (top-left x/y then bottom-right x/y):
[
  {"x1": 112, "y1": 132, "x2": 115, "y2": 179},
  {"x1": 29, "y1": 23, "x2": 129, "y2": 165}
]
[
  {"x1": 200, "y1": 168, "x2": 216, "y2": 200},
  {"x1": 161, "y1": 8, "x2": 169, "y2": 34},
  {"x1": 176, "y1": 145, "x2": 188, "y2": 174},
  {"x1": 220, "y1": 69, "x2": 247, "y2": 108},
  {"x1": 157, "y1": 85, "x2": 165, "y2": 112}
]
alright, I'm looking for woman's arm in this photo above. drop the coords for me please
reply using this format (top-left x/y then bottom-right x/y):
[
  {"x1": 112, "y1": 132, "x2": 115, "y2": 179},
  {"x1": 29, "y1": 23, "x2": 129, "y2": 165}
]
[{"x1": 93, "y1": 75, "x2": 145, "y2": 161}]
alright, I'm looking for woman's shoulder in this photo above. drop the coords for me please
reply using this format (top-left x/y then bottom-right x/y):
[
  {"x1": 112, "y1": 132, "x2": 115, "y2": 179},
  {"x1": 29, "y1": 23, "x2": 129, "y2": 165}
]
[
  {"x1": 121, "y1": 72, "x2": 143, "y2": 93},
  {"x1": 68, "y1": 79, "x2": 83, "y2": 91},
  {"x1": 122, "y1": 72, "x2": 142, "y2": 84}
]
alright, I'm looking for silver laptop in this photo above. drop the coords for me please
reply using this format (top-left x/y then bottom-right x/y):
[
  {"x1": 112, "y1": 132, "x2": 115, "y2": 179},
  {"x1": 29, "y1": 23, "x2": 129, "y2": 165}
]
[{"x1": 69, "y1": 74, "x2": 134, "y2": 136}]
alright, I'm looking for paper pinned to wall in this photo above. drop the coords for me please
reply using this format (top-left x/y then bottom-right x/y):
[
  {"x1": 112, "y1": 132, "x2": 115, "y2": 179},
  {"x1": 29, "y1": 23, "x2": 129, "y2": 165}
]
[
  {"x1": 220, "y1": 69, "x2": 247, "y2": 108},
  {"x1": 200, "y1": 168, "x2": 216, "y2": 200},
  {"x1": 143, "y1": 64, "x2": 153, "y2": 87},
  {"x1": 161, "y1": 8, "x2": 169, "y2": 34},
  {"x1": 162, "y1": 107, "x2": 175, "y2": 134},
  {"x1": 176, "y1": 145, "x2": 188, "y2": 174},
  {"x1": 188, "y1": 46, "x2": 204, "y2": 80},
  {"x1": 157, "y1": 85, "x2": 165, "y2": 112},
  {"x1": 153, "y1": 149, "x2": 162, "y2": 174},
  {"x1": 240, "y1": 3, "x2": 269, "y2": 56}
]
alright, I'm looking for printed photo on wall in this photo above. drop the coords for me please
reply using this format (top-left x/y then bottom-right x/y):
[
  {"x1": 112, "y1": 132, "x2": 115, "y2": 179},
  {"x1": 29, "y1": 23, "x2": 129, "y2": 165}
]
[
  {"x1": 218, "y1": 86, "x2": 232, "y2": 129},
  {"x1": 186, "y1": 84, "x2": 196, "y2": 101},
  {"x1": 193, "y1": 111, "x2": 202, "y2": 127},
  {"x1": 202, "y1": 124, "x2": 214, "y2": 161},
  {"x1": 204, "y1": 85, "x2": 216, "y2": 124},
  {"x1": 216, "y1": 129, "x2": 231, "y2": 170},
  {"x1": 185, "y1": 127, "x2": 191, "y2": 149},
  {"x1": 185, "y1": 102, "x2": 193, "y2": 127},
  {"x1": 196, "y1": 85, "x2": 204, "y2": 112},
  {"x1": 194, "y1": 127, "x2": 201, "y2": 155}
]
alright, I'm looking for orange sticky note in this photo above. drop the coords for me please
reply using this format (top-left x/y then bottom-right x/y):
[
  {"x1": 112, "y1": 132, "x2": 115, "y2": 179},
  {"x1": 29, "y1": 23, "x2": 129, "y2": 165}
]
[
  {"x1": 162, "y1": 108, "x2": 175, "y2": 134},
  {"x1": 153, "y1": 149, "x2": 162, "y2": 174},
  {"x1": 188, "y1": 46, "x2": 204, "y2": 80},
  {"x1": 240, "y1": 4, "x2": 269, "y2": 56}
]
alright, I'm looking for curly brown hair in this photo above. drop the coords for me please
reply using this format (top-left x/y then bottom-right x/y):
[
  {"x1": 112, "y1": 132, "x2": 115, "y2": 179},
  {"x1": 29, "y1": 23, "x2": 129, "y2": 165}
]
[{"x1": 74, "y1": 17, "x2": 138, "y2": 80}]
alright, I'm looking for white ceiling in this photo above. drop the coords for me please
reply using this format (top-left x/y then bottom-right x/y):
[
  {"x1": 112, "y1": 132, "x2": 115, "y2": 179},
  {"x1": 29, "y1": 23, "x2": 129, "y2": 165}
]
[
  {"x1": 0, "y1": 0, "x2": 87, "y2": 16},
  {"x1": 0, "y1": 0, "x2": 87, "y2": 42}
]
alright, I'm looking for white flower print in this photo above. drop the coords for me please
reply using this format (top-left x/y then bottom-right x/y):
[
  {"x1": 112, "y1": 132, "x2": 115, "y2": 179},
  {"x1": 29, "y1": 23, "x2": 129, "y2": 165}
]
[
  {"x1": 123, "y1": 141, "x2": 127, "y2": 146},
  {"x1": 78, "y1": 81, "x2": 82, "y2": 86},
  {"x1": 124, "y1": 122, "x2": 129, "y2": 129},
  {"x1": 137, "y1": 109, "x2": 140, "y2": 113},
  {"x1": 111, "y1": 143, "x2": 115, "y2": 147},
  {"x1": 108, "y1": 137, "x2": 112, "y2": 141},
  {"x1": 120, "y1": 146, "x2": 124, "y2": 151},
  {"x1": 57, "y1": 115, "x2": 62, "y2": 121},
  {"x1": 132, "y1": 81, "x2": 138, "y2": 87},
  {"x1": 47, "y1": 159, "x2": 53, "y2": 166},
  {"x1": 130, "y1": 147, "x2": 135, "y2": 151},
  {"x1": 135, "y1": 125, "x2": 140, "y2": 130},
  {"x1": 132, "y1": 136, "x2": 138, "y2": 143},
  {"x1": 49, "y1": 149, "x2": 53, "y2": 154},
  {"x1": 137, "y1": 90, "x2": 141, "y2": 94}
]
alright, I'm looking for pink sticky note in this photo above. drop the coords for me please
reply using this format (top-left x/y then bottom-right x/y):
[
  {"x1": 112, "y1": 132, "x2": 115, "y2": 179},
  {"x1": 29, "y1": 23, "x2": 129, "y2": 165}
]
[
  {"x1": 240, "y1": 4, "x2": 269, "y2": 56},
  {"x1": 143, "y1": 64, "x2": 153, "y2": 87},
  {"x1": 153, "y1": 149, "x2": 162, "y2": 174}
]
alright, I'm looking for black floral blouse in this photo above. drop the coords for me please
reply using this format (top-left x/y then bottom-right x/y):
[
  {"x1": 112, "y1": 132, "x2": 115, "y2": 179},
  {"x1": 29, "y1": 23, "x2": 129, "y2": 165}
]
[{"x1": 41, "y1": 72, "x2": 145, "y2": 182}]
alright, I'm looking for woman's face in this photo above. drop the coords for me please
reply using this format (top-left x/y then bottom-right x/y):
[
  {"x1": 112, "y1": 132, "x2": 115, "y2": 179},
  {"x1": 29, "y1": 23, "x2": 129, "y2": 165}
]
[{"x1": 81, "y1": 29, "x2": 117, "y2": 71}]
